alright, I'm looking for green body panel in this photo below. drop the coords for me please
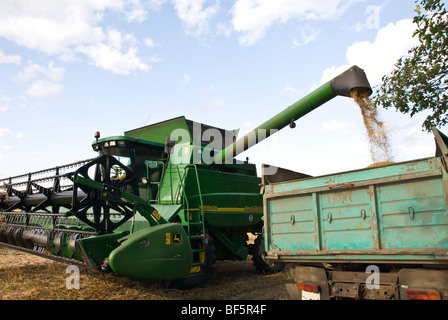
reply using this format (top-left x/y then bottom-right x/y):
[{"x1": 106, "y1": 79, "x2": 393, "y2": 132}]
[
  {"x1": 107, "y1": 223, "x2": 192, "y2": 282},
  {"x1": 155, "y1": 144, "x2": 263, "y2": 227},
  {"x1": 124, "y1": 116, "x2": 191, "y2": 144},
  {"x1": 185, "y1": 168, "x2": 263, "y2": 228},
  {"x1": 154, "y1": 156, "x2": 263, "y2": 261}
]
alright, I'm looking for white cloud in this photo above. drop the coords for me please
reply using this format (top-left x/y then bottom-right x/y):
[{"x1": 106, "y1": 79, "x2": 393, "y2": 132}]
[
  {"x1": 0, "y1": 50, "x2": 21, "y2": 64},
  {"x1": 243, "y1": 121, "x2": 253, "y2": 128},
  {"x1": 396, "y1": 125, "x2": 434, "y2": 158},
  {"x1": 173, "y1": 0, "x2": 220, "y2": 38},
  {"x1": 291, "y1": 27, "x2": 321, "y2": 48},
  {"x1": 17, "y1": 62, "x2": 65, "y2": 83},
  {"x1": 0, "y1": 1, "x2": 155, "y2": 75},
  {"x1": 318, "y1": 19, "x2": 419, "y2": 90},
  {"x1": 122, "y1": 0, "x2": 168, "y2": 22},
  {"x1": 203, "y1": 97, "x2": 223, "y2": 110},
  {"x1": 145, "y1": 38, "x2": 156, "y2": 48},
  {"x1": 0, "y1": 128, "x2": 24, "y2": 140},
  {"x1": 16, "y1": 62, "x2": 66, "y2": 98},
  {"x1": 204, "y1": 84, "x2": 216, "y2": 93},
  {"x1": 217, "y1": 22, "x2": 232, "y2": 37},
  {"x1": 0, "y1": 1, "x2": 108, "y2": 54},
  {"x1": 231, "y1": 0, "x2": 360, "y2": 45},
  {"x1": 183, "y1": 73, "x2": 191, "y2": 84},
  {"x1": 145, "y1": 0, "x2": 168, "y2": 10},
  {"x1": 122, "y1": 0, "x2": 148, "y2": 23},
  {"x1": 345, "y1": 19, "x2": 419, "y2": 85},
  {"x1": 77, "y1": 29, "x2": 150, "y2": 75},
  {"x1": 318, "y1": 64, "x2": 351, "y2": 85},
  {"x1": 0, "y1": 129, "x2": 9, "y2": 141},
  {"x1": 281, "y1": 85, "x2": 297, "y2": 95},
  {"x1": 322, "y1": 120, "x2": 348, "y2": 132},
  {"x1": 26, "y1": 81, "x2": 64, "y2": 98},
  {"x1": 0, "y1": 93, "x2": 11, "y2": 112},
  {"x1": 148, "y1": 54, "x2": 161, "y2": 63}
]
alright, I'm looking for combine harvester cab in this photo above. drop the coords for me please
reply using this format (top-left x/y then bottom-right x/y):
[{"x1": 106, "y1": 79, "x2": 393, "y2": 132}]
[{"x1": 0, "y1": 65, "x2": 373, "y2": 289}]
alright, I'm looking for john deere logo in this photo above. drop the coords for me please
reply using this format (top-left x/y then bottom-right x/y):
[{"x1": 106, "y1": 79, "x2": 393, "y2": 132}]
[{"x1": 172, "y1": 233, "x2": 181, "y2": 243}]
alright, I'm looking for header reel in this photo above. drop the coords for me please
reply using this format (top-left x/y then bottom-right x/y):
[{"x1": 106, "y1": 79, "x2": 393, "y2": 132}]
[{"x1": 0, "y1": 154, "x2": 154, "y2": 263}]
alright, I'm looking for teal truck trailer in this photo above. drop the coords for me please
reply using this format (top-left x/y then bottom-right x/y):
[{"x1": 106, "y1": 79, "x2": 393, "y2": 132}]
[{"x1": 261, "y1": 128, "x2": 448, "y2": 300}]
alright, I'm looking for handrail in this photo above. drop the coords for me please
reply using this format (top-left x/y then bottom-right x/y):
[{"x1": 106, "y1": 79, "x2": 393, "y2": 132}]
[{"x1": 172, "y1": 164, "x2": 205, "y2": 240}]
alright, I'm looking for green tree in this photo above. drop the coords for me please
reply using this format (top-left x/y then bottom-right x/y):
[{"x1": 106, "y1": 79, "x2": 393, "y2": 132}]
[{"x1": 373, "y1": 0, "x2": 448, "y2": 131}]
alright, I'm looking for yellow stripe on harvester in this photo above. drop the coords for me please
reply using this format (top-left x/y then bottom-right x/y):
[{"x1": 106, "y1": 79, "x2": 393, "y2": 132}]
[{"x1": 199, "y1": 206, "x2": 263, "y2": 213}]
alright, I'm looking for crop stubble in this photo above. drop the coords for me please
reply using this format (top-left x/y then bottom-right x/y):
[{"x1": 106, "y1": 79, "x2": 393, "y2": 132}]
[{"x1": 0, "y1": 245, "x2": 291, "y2": 300}]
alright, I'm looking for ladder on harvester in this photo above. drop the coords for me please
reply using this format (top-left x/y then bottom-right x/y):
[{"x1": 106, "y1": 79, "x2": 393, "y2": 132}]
[{"x1": 176, "y1": 165, "x2": 206, "y2": 274}]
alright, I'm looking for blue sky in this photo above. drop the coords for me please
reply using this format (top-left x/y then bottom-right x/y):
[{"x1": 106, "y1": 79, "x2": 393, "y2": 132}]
[{"x1": 0, "y1": 0, "x2": 442, "y2": 178}]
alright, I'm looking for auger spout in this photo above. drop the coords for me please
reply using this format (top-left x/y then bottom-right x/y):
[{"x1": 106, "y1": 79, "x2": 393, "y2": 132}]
[{"x1": 214, "y1": 65, "x2": 372, "y2": 164}]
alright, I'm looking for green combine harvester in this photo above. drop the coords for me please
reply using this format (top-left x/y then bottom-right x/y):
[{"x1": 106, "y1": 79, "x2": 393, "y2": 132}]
[{"x1": 0, "y1": 66, "x2": 371, "y2": 289}]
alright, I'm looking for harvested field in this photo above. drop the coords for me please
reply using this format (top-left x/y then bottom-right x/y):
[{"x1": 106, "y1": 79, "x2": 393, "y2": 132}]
[{"x1": 0, "y1": 245, "x2": 292, "y2": 300}]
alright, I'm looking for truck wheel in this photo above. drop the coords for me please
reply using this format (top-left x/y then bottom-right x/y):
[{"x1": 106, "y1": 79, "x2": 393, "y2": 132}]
[{"x1": 165, "y1": 229, "x2": 216, "y2": 290}]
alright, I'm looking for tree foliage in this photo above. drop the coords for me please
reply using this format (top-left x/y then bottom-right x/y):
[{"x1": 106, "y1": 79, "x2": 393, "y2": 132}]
[{"x1": 373, "y1": 0, "x2": 448, "y2": 131}]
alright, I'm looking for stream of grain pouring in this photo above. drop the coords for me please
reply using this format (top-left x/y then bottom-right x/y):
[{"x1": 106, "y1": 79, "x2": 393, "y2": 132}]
[{"x1": 351, "y1": 88, "x2": 394, "y2": 165}]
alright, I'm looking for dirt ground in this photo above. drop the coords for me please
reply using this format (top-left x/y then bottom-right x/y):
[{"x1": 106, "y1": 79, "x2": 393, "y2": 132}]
[{"x1": 0, "y1": 245, "x2": 292, "y2": 300}]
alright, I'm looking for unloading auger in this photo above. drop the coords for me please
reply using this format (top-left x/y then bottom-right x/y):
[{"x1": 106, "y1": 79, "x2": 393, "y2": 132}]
[{"x1": 0, "y1": 65, "x2": 372, "y2": 289}]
